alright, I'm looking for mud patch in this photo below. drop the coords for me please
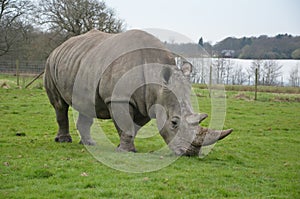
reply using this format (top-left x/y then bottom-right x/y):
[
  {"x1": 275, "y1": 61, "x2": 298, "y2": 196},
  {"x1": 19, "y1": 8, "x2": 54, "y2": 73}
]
[
  {"x1": 273, "y1": 95, "x2": 300, "y2": 102},
  {"x1": 234, "y1": 93, "x2": 252, "y2": 101}
]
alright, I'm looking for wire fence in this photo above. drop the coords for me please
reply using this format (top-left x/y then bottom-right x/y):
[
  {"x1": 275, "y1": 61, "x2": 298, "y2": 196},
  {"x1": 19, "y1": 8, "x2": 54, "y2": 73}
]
[{"x1": 0, "y1": 61, "x2": 45, "y2": 75}]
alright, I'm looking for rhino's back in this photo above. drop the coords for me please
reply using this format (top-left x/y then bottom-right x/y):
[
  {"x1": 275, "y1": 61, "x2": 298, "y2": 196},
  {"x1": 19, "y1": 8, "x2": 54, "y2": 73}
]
[{"x1": 45, "y1": 29, "x2": 173, "y2": 117}]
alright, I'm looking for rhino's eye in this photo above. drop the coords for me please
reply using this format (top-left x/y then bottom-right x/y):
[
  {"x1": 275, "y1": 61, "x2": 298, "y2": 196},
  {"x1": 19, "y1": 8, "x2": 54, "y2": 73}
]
[
  {"x1": 171, "y1": 120, "x2": 178, "y2": 127},
  {"x1": 170, "y1": 117, "x2": 180, "y2": 129}
]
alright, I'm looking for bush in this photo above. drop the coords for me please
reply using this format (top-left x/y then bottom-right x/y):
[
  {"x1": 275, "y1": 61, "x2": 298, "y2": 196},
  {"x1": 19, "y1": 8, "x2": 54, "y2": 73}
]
[{"x1": 291, "y1": 48, "x2": 300, "y2": 59}]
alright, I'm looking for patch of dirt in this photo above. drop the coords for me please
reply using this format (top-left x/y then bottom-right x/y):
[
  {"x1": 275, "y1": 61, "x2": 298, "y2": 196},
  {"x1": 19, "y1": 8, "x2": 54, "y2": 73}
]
[
  {"x1": 273, "y1": 95, "x2": 300, "y2": 102},
  {"x1": 234, "y1": 93, "x2": 252, "y2": 101},
  {"x1": 0, "y1": 79, "x2": 16, "y2": 89},
  {"x1": 1, "y1": 82, "x2": 10, "y2": 89},
  {"x1": 196, "y1": 93, "x2": 205, "y2": 97}
]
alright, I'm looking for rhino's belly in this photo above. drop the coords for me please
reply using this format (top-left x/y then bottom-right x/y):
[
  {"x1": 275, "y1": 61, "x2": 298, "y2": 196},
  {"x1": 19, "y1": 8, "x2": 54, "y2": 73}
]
[
  {"x1": 71, "y1": 71, "x2": 105, "y2": 118},
  {"x1": 70, "y1": 91, "x2": 111, "y2": 119}
]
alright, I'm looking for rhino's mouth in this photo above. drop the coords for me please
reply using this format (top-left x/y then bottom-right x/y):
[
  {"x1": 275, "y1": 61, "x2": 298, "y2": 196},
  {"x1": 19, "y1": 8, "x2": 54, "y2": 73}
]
[
  {"x1": 179, "y1": 144, "x2": 201, "y2": 156},
  {"x1": 168, "y1": 136, "x2": 200, "y2": 156}
]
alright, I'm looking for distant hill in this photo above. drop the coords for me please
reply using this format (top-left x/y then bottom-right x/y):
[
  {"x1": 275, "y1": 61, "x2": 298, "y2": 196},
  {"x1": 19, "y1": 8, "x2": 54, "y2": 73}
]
[
  {"x1": 213, "y1": 34, "x2": 300, "y2": 59},
  {"x1": 165, "y1": 34, "x2": 300, "y2": 59}
]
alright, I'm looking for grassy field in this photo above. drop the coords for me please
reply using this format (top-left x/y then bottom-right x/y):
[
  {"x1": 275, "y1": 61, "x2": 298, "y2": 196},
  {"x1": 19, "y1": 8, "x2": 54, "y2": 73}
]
[{"x1": 0, "y1": 75, "x2": 299, "y2": 198}]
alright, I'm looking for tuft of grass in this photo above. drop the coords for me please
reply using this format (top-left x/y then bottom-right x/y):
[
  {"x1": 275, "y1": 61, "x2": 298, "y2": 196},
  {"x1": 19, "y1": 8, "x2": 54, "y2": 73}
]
[
  {"x1": 30, "y1": 169, "x2": 54, "y2": 179},
  {"x1": 0, "y1": 79, "x2": 299, "y2": 198}
]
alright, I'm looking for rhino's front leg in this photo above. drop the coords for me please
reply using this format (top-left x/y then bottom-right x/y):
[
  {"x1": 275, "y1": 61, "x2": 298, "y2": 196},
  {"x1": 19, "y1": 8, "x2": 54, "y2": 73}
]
[
  {"x1": 77, "y1": 113, "x2": 96, "y2": 145},
  {"x1": 109, "y1": 103, "x2": 137, "y2": 152},
  {"x1": 116, "y1": 127, "x2": 137, "y2": 153}
]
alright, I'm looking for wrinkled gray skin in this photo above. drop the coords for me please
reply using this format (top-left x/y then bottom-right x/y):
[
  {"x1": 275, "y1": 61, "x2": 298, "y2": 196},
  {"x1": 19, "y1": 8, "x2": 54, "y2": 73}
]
[{"x1": 44, "y1": 29, "x2": 232, "y2": 156}]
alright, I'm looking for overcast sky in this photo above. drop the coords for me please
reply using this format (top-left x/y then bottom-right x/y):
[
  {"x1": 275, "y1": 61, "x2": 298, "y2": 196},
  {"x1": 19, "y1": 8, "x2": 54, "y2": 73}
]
[{"x1": 105, "y1": 0, "x2": 300, "y2": 44}]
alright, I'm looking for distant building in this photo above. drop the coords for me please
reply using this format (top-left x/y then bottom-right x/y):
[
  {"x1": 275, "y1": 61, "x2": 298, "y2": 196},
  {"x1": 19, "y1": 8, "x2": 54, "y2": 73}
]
[{"x1": 221, "y1": 50, "x2": 235, "y2": 58}]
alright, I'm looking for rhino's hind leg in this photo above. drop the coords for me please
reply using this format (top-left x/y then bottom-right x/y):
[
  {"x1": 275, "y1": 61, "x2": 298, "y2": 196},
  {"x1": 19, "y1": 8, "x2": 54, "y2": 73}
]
[
  {"x1": 45, "y1": 71, "x2": 72, "y2": 143},
  {"x1": 77, "y1": 113, "x2": 96, "y2": 145},
  {"x1": 54, "y1": 101, "x2": 72, "y2": 143}
]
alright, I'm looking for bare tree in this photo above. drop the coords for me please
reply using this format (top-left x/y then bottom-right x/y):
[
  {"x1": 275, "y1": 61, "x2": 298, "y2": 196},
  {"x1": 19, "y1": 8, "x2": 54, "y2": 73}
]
[
  {"x1": 248, "y1": 59, "x2": 263, "y2": 85},
  {"x1": 37, "y1": 0, "x2": 124, "y2": 38},
  {"x1": 261, "y1": 60, "x2": 282, "y2": 86},
  {"x1": 212, "y1": 58, "x2": 226, "y2": 84},
  {"x1": 224, "y1": 59, "x2": 233, "y2": 85},
  {"x1": 247, "y1": 60, "x2": 282, "y2": 86},
  {"x1": 188, "y1": 58, "x2": 209, "y2": 84},
  {"x1": 289, "y1": 65, "x2": 300, "y2": 87},
  {"x1": 231, "y1": 65, "x2": 247, "y2": 85},
  {"x1": 212, "y1": 58, "x2": 235, "y2": 85},
  {"x1": 0, "y1": 0, "x2": 33, "y2": 56}
]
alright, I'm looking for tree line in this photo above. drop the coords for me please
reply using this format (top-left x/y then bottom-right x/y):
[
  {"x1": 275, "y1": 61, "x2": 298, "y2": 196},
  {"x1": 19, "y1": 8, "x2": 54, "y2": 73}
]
[
  {"x1": 211, "y1": 34, "x2": 300, "y2": 59},
  {"x1": 167, "y1": 34, "x2": 300, "y2": 60},
  {"x1": 0, "y1": 0, "x2": 124, "y2": 62}
]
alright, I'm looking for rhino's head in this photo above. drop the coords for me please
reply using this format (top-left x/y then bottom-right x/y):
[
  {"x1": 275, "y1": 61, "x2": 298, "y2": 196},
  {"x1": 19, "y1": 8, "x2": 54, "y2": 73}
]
[{"x1": 155, "y1": 62, "x2": 232, "y2": 156}]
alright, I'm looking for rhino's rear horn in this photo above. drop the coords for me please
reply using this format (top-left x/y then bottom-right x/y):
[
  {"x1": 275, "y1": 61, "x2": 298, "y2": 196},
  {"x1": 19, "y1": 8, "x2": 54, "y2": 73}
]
[
  {"x1": 199, "y1": 113, "x2": 208, "y2": 123},
  {"x1": 186, "y1": 113, "x2": 208, "y2": 125}
]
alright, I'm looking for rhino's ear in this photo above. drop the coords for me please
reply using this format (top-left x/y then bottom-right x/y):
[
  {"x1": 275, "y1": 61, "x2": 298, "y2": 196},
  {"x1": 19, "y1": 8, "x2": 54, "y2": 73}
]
[
  {"x1": 182, "y1": 61, "x2": 193, "y2": 76},
  {"x1": 161, "y1": 67, "x2": 172, "y2": 84}
]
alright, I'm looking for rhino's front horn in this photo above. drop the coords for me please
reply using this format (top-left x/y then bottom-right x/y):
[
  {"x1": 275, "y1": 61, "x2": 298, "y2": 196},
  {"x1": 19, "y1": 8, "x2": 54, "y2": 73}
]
[
  {"x1": 186, "y1": 113, "x2": 208, "y2": 125},
  {"x1": 202, "y1": 128, "x2": 233, "y2": 146},
  {"x1": 218, "y1": 129, "x2": 233, "y2": 141}
]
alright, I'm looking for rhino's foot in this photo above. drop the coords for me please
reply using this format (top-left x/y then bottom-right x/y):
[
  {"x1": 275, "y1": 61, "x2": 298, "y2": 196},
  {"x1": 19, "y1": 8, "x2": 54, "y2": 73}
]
[
  {"x1": 79, "y1": 139, "x2": 96, "y2": 146},
  {"x1": 55, "y1": 134, "x2": 72, "y2": 143},
  {"x1": 116, "y1": 144, "x2": 137, "y2": 153}
]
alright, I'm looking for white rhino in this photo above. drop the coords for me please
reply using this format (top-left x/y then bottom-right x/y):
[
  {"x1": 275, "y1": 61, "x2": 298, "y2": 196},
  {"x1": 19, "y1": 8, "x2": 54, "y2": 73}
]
[{"x1": 44, "y1": 29, "x2": 232, "y2": 156}]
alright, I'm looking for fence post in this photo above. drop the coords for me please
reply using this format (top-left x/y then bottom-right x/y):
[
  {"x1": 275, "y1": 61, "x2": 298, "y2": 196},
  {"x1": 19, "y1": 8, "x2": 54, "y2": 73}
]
[
  {"x1": 25, "y1": 71, "x2": 44, "y2": 88},
  {"x1": 16, "y1": 59, "x2": 19, "y2": 86},
  {"x1": 255, "y1": 68, "x2": 258, "y2": 100},
  {"x1": 209, "y1": 64, "x2": 212, "y2": 97}
]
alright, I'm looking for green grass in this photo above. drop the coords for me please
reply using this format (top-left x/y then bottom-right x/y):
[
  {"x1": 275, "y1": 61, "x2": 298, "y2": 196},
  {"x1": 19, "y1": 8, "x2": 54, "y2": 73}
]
[
  {"x1": 194, "y1": 84, "x2": 300, "y2": 94},
  {"x1": 0, "y1": 75, "x2": 299, "y2": 198}
]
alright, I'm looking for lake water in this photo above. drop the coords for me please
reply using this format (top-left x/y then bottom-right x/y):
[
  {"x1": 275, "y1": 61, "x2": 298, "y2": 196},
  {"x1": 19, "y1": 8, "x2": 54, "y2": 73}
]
[{"x1": 187, "y1": 58, "x2": 300, "y2": 85}]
